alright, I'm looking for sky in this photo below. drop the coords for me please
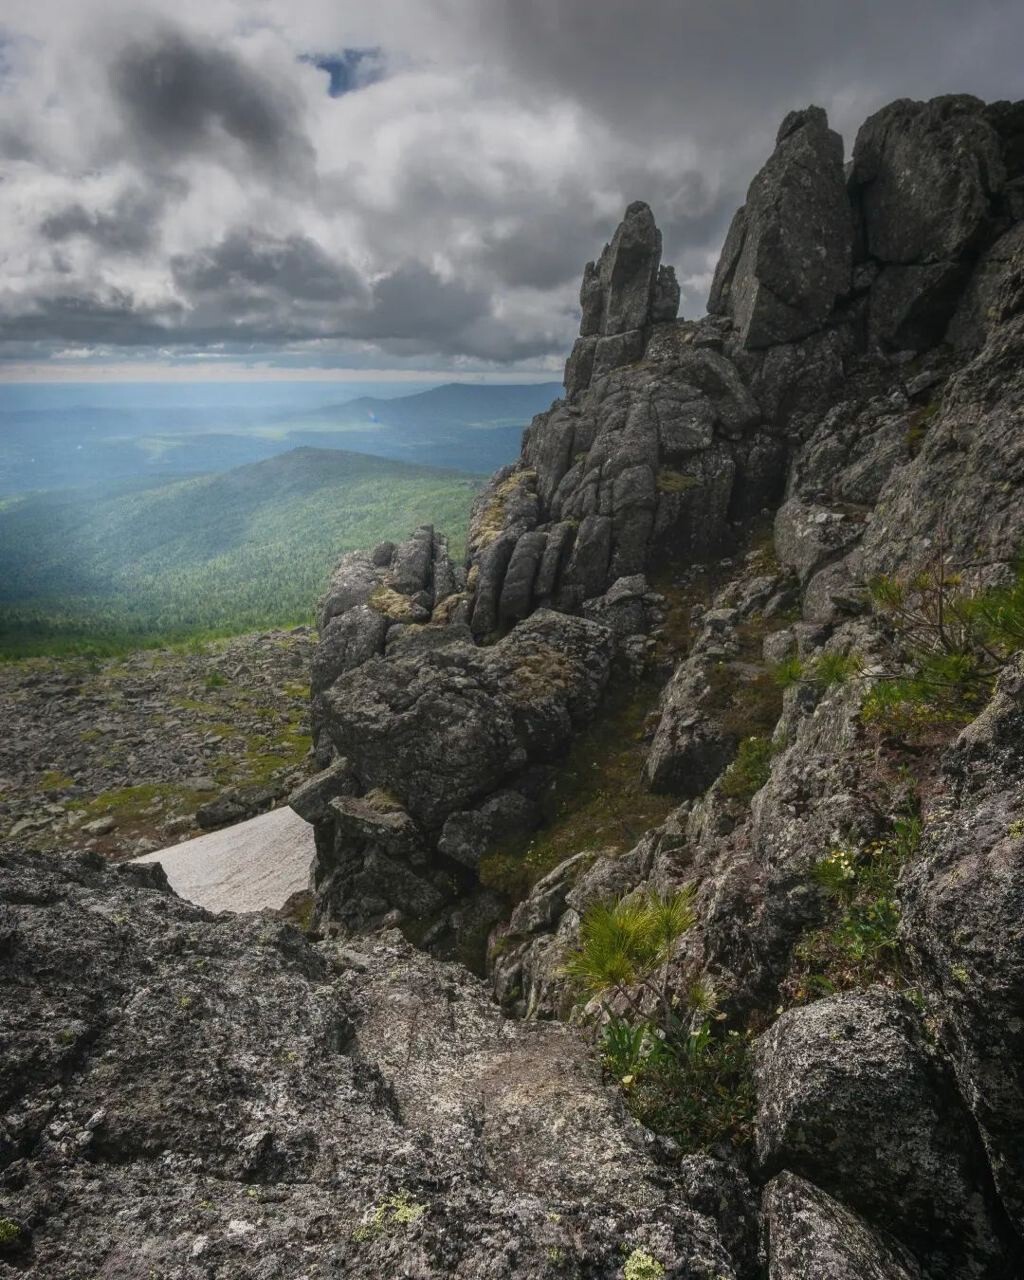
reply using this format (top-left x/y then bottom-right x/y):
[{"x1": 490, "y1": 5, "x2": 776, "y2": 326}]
[{"x1": 1, "y1": 0, "x2": 1022, "y2": 382}]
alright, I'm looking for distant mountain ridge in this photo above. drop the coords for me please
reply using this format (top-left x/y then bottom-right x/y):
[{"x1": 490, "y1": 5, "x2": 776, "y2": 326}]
[
  {"x1": 0, "y1": 380, "x2": 562, "y2": 495},
  {"x1": 323, "y1": 380, "x2": 564, "y2": 424}
]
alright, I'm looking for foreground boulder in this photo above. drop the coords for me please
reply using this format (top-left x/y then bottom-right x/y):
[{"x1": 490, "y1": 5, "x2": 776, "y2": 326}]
[
  {"x1": 755, "y1": 989, "x2": 1014, "y2": 1278},
  {"x1": 761, "y1": 1173, "x2": 923, "y2": 1279},
  {"x1": 0, "y1": 848, "x2": 742, "y2": 1279}
]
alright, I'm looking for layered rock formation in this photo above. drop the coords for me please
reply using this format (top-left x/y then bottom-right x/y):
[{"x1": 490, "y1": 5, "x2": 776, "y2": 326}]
[
  {"x1": 285, "y1": 91, "x2": 1024, "y2": 1277},
  {"x1": 5, "y1": 91, "x2": 1024, "y2": 1278}
]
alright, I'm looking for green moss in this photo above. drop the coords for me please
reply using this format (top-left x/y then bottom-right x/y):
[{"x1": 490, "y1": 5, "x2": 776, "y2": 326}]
[
  {"x1": 623, "y1": 1249, "x2": 666, "y2": 1280},
  {"x1": 352, "y1": 1191, "x2": 426, "y2": 1242},
  {"x1": 479, "y1": 678, "x2": 675, "y2": 899},
  {"x1": 471, "y1": 469, "x2": 537, "y2": 551},
  {"x1": 37, "y1": 769, "x2": 74, "y2": 791},
  {"x1": 0, "y1": 1219, "x2": 20, "y2": 1246},
  {"x1": 74, "y1": 782, "x2": 205, "y2": 822},
  {"x1": 719, "y1": 735, "x2": 775, "y2": 804},
  {"x1": 655, "y1": 468, "x2": 700, "y2": 495},
  {"x1": 369, "y1": 585, "x2": 423, "y2": 622}
]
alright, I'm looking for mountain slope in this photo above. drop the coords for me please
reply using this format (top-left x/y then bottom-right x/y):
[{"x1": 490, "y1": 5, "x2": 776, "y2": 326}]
[{"x1": 0, "y1": 447, "x2": 481, "y2": 655}]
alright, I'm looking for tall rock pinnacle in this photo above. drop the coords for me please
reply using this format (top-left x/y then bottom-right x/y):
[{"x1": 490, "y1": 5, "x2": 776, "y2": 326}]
[{"x1": 564, "y1": 200, "x2": 679, "y2": 397}]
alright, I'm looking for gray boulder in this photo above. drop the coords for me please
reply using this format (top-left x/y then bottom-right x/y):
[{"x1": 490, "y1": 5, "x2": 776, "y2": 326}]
[
  {"x1": 315, "y1": 610, "x2": 614, "y2": 831},
  {"x1": 900, "y1": 658, "x2": 1024, "y2": 1234},
  {"x1": 0, "y1": 848, "x2": 741, "y2": 1279},
  {"x1": 852, "y1": 95, "x2": 1005, "y2": 265},
  {"x1": 437, "y1": 789, "x2": 540, "y2": 869},
  {"x1": 761, "y1": 1173, "x2": 923, "y2": 1279},
  {"x1": 755, "y1": 989, "x2": 1013, "y2": 1278},
  {"x1": 710, "y1": 106, "x2": 853, "y2": 349}
]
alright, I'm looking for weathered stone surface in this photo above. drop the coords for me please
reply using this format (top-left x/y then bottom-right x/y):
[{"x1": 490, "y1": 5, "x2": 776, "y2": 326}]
[
  {"x1": 755, "y1": 989, "x2": 1013, "y2": 1278},
  {"x1": 317, "y1": 550, "x2": 382, "y2": 628},
  {"x1": 389, "y1": 523, "x2": 435, "y2": 596},
  {"x1": 310, "y1": 603, "x2": 389, "y2": 695},
  {"x1": 859, "y1": 230, "x2": 1024, "y2": 576},
  {"x1": 564, "y1": 335, "x2": 597, "y2": 397},
  {"x1": 590, "y1": 199, "x2": 663, "y2": 336},
  {"x1": 652, "y1": 263, "x2": 681, "y2": 323},
  {"x1": 498, "y1": 529, "x2": 549, "y2": 625},
  {"x1": 774, "y1": 499, "x2": 863, "y2": 584},
  {"x1": 852, "y1": 95, "x2": 1005, "y2": 265},
  {"x1": 0, "y1": 849, "x2": 741, "y2": 1279},
  {"x1": 437, "y1": 789, "x2": 540, "y2": 869},
  {"x1": 868, "y1": 260, "x2": 971, "y2": 351},
  {"x1": 715, "y1": 106, "x2": 853, "y2": 349},
  {"x1": 899, "y1": 657, "x2": 1024, "y2": 1235},
  {"x1": 316, "y1": 610, "x2": 613, "y2": 831},
  {"x1": 762, "y1": 1173, "x2": 923, "y2": 1280},
  {"x1": 287, "y1": 759, "x2": 358, "y2": 823},
  {"x1": 947, "y1": 221, "x2": 1024, "y2": 351}
]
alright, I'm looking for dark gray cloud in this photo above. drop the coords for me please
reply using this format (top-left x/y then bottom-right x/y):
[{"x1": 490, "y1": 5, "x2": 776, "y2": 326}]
[
  {"x1": 109, "y1": 26, "x2": 314, "y2": 180},
  {"x1": 465, "y1": 0, "x2": 1024, "y2": 145},
  {"x1": 172, "y1": 230, "x2": 364, "y2": 304},
  {"x1": 40, "y1": 187, "x2": 166, "y2": 254}
]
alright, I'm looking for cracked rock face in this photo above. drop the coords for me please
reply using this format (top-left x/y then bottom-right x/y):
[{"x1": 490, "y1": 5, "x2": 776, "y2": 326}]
[
  {"x1": 709, "y1": 106, "x2": 853, "y2": 349},
  {"x1": 0, "y1": 848, "x2": 742, "y2": 1280}
]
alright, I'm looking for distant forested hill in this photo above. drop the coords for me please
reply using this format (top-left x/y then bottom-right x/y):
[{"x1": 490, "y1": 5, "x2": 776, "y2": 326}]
[
  {"x1": 0, "y1": 447, "x2": 481, "y2": 657},
  {"x1": 0, "y1": 380, "x2": 561, "y2": 494}
]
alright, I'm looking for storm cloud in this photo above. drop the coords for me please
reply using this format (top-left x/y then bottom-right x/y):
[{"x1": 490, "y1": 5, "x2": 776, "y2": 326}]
[{"x1": 1, "y1": 0, "x2": 1022, "y2": 376}]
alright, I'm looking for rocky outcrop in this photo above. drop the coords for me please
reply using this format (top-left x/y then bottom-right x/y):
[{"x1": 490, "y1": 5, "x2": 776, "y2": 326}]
[
  {"x1": 566, "y1": 199, "x2": 673, "y2": 397},
  {"x1": 0, "y1": 848, "x2": 742, "y2": 1279},
  {"x1": 286, "y1": 91, "x2": 1024, "y2": 1278},
  {"x1": 305, "y1": 609, "x2": 614, "y2": 933}
]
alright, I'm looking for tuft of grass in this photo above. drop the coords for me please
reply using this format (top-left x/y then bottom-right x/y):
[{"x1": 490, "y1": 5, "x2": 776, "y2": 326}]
[{"x1": 563, "y1": 888, "x2": 696, "y2": 1000}]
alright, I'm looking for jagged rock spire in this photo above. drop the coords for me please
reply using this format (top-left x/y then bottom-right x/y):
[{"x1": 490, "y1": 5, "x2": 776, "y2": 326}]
[{"x1": 564, "y1": 201, "x2": 679, "y2": 397}]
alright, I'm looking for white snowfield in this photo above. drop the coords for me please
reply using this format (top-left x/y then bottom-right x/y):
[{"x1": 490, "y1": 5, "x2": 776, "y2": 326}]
[{"x1": 133, "y1": 806, "x2": 314, "y2": 914}]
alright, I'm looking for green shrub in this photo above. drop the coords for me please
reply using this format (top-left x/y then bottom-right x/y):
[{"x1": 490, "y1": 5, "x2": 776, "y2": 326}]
[
  {"x1": 785, "y1": 815, "x2": 923, "y2": 1004},
  {"x1": 567, "y1": 889, "x2": 753, "y2": 1153},
  {"x1": 624, "y1": 1021, "x2": 755, "y2": 1153},
  {"x1": 860, "y1": 557, "x2": 1024, "y2": 734},
  {"x1": 772, "y1": 650, "x2": 863, "y2": 690},
  {"x1": 563, "y1": 888, "x2": 696, "y2": 1006},
  {"x1": 719, "y1": 735, "x2": 774, "y2": 804}
]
